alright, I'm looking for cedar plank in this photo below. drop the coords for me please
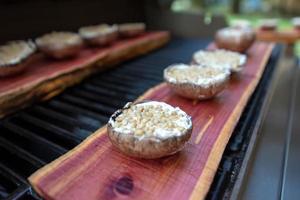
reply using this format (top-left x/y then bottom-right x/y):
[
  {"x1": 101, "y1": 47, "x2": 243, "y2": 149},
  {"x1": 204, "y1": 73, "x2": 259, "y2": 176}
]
[
  {"x1": 0, "y1": 32, "x2": 170, "y2": 118},
  {"x1": 29, "y1": 42, "x2": 274, "y2": 200},
  {"x1": 256, "y1": 29, "x2": 300, "y2": 44}
]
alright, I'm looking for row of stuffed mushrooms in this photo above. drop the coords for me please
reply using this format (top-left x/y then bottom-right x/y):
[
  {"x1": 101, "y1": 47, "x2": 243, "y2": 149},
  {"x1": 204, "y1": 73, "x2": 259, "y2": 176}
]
[
  {"x1": 0, "y1": 23, "x2": 145, "y2": 77},
  {"x1": 108, "y1": 25, "x2": 252, "y2": 159},
  {"x1": 0, "y1": 21, "x2": 253, "y2": 159}
]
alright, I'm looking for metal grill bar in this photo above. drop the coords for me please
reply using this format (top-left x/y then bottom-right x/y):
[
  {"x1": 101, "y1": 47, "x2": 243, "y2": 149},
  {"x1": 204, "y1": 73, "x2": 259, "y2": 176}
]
[
  {"x1": 89, "y1": 80, "x2": 146, "y2": 95},
  {"x1": 17, "y1": 113, "x2": 83, "y2": 146},
  {"x1": 1, "y1": 122, "x2": 67, "y2": 160},
  {"x1": 32, "y1": 106, "x2": 96, "y2": 131},
  {"x1": 0, "y1": 163, "x2": 37, "y2": 200},
  {"x1": 59, "y1": 94, "x2": 118, "y2": 114},
  {"x1": 68, "y1": 89, "x2": 129, "y2": 108},
  {"x1": 81, "y1": 84, "x2": 136, "y2": 100},
  {"x1": 46, "y1": 100, "x2": 108, "y2": 123},
  {"x1": 0, "y1": 137, "x2": 45, "y2": 168},
  {"x1": 6, "y1": 184, "x2": 40, "y2": 200},
  {"x1": 0, "y1": 162, "x2": 27, "y2": 185}
]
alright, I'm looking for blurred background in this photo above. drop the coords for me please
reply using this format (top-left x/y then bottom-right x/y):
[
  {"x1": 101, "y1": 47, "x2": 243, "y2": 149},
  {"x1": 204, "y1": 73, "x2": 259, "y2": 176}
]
[
  {"x1": 0, "y1": 0, "x2": 299, "y2": 54},
  {"x1": 167, "y1": 0, "x2": 300, "y2": 56}
]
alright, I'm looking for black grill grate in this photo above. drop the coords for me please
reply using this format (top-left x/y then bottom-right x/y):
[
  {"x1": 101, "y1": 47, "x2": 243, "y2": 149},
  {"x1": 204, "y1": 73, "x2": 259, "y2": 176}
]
[{"x1": 0, "y1": 38, "x2": 281, "y2": 200}]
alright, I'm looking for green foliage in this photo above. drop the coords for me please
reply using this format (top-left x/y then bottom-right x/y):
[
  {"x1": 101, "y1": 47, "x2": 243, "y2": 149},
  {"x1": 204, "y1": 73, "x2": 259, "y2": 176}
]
[{"x1": 171, "y1": 0, "x2": 300, "y2": 57}]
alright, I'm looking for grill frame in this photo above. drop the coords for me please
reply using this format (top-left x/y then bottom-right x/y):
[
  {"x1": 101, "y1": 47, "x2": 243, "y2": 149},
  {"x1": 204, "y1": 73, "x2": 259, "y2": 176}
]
[{"x1": 0, "y1": 38, "x2": 282, "y2": 200}]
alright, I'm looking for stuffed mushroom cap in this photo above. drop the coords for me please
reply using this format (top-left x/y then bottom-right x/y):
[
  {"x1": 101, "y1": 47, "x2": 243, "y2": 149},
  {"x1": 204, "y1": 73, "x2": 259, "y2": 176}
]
[
  {"x1": 79, "y1": 24, "x2": 118, "y2": 45},
  {"x1": 192, "y1": 49, "x2": 247, "y2": 73},
  {"x1": 36, "y1": 32, "x2": 82, "y2": 50},
  {"x1": 35, "y1": 32, "x2": 83, "y2": 59},
  {"x1": 0, "y1": 40, "x2": 36, "y2": 66},
  {"x1": 118, "y1": 23, "x2": 146, "y2": 37},
  {"x1": 79, "y1": 24, "x2": 118, "y2": 38},
  {"x1": 107, "y1": 101, "x2": 193, "y2": 159},
  {"x1": 215, "y1": 26, "x2": 255, "y2": 53},
  {"x1": 164, "y1": 64, "x2": 230, "y2": 100},
  {"x1": 0, "y1": 40, "x2": 36, "y2": 77}
]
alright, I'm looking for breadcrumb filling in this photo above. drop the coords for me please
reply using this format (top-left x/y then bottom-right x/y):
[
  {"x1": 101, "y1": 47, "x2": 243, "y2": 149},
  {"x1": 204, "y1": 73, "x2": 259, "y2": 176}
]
[
  {"x1": 0, "y1": 41, "x2": 35, "y2": 66},
  {"x1": 79, "y1": 24, "x2": 118, "y2": 38},
  {"x1": 193, "y1": 49, "x2": 246, "y2": 72},
  {"x1": 36, "y1": 32, "x2": 82, "y2": 48},
  {"x1": 164, "y1": 64, "x2": 229, "y2": 88},
  {"x1": 109, "y1": 101, "x2": 192, "y2": 139}
]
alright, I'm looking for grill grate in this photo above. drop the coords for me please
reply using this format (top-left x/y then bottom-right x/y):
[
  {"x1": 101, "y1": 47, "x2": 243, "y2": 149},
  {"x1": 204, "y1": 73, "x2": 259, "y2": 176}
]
[{"x1": 0, "y1": 38, "x2": 281, "y2": 200}]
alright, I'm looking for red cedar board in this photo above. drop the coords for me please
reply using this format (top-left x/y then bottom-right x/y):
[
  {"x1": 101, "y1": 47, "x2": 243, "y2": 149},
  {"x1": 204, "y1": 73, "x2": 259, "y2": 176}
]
[
  {"x1": 29, "y1": 42, "x2": 274, "y2": 200},
  {"x1": 256, "y1": 29, "x2": 300, "y2": 44},
  {"x1": 0, "y1": 31, "x2": 169, "y2": 118},
  {"x1": 0, "y1": 32, "x2": 168, "y2": 95}
]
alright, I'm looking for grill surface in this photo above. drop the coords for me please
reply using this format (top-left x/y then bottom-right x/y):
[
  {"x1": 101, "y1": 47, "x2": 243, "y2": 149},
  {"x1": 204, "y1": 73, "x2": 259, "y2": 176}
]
[{"x1": 0, "y1": 38, "x2": 281, "y2": 200}]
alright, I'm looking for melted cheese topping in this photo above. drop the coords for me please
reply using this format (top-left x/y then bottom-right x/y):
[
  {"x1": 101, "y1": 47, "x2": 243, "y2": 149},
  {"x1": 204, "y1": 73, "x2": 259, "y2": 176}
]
[
  {"x1": 79, "y1": 24, "x2": 118, "y2": 38},
  {"x1": 36, "y1": 32, "x2": 82, "y2": 49},
  {"x1": 220, "y1": 28, "x2": 245, "y2": 38},
  {"x1": 218, "y1": 27, "x2": 254, "y2": 42},
  {"x1": 109, "y1": 101, "x2": 192, "y2": 139},
  {"x1": 164, "y1": 64, "x2": 230, "y2": 88},
  {"x1": 193, "y1": 49, "x2": 246, "y2": 72},
  {"x1": 0, "y1": 40, "x2": 35, "y2": 66},
  {"x1": 118, "y1": 23, "x2": 145, "y2": 32}
]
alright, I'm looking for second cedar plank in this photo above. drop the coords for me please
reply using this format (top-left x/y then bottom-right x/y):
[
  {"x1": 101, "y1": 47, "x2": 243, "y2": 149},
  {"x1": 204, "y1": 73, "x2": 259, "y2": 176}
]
[
  {"x1": 29, "y1": 42, "x2": 274, "y2": 200},
  {"x1": 256, "y1": 29, "x2": 300, "y2": 44},
  {"x1": 0, "y1": 32, "x2": 170, "y2": 118}
]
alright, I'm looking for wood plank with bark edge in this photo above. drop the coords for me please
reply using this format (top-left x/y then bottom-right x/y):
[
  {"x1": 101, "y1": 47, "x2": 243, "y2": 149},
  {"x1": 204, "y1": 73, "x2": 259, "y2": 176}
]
[
  {"x1": 29, "y1": 42, "x2": 274, "y2": 200},
  {"x1": 0, "y1": 31, "x2": 170, "y2": 118},
  {"x1": 256, "y1": 29, "x2": 300, "y2": 44}
]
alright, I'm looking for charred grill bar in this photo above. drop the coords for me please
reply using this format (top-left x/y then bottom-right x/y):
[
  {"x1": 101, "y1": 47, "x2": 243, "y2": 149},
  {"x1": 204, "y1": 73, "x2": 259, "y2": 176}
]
[{"x1": 0, "y1": 38, "x2": 282, "y2": 199}]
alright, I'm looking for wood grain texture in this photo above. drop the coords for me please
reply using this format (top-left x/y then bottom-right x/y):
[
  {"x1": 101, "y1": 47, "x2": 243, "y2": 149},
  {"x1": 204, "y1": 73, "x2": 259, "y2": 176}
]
[
  {"x1": 29, "y1": 42, "x2": 274, "y2": 200},
  {"x1": 256, "y1": 29, "x2": 300, "y2": 44},
  {"x1": 0, "y1": 31, "x2": 170, "y2": 118}
]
